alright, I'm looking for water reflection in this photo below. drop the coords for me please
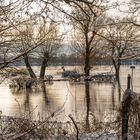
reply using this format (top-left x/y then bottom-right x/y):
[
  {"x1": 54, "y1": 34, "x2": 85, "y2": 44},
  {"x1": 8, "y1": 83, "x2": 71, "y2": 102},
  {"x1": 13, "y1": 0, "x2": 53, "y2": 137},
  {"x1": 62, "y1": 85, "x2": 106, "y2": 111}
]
[
  {"x1": 1, "y1": 81, "x2": 121, "y2": 121},
  {"x1": 117, "y1": 79, "x2": 122, "y2": 101},
  {"x1": 1, "y1": 66, "x2": 139, "y2": 122},
  {"x1": 85, "y1": 82, "x2": 90, "y2": 131},
  {"x1": 41, "y1": 82, "x2": 49, "y2": 105},
  {"x1": 24, "y1": 89, "x2": 30, "y2": 112},
  {"x1": 111, "y1": 82, "x2": 116, "y2": 111}
]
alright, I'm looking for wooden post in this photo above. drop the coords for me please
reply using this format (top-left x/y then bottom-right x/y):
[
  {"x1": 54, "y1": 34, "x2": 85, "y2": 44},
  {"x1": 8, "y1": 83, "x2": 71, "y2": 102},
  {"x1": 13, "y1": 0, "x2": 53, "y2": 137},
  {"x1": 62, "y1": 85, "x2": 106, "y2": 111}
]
[
  {"x1": 127, "y1": 74, "x2": 131, "y2": 89},
  {"x1": 122, "y1": 74, "x2": 132, "y2": 140}
]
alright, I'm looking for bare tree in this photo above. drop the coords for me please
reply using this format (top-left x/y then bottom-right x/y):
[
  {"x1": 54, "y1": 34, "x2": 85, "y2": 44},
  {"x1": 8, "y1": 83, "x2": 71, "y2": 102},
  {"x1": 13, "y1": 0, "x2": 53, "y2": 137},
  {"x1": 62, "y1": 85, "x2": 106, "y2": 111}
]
[
  {"x1": 14, "y1": 15, "x2": 62, "y2": 79},
  {"x1": 121, "y1": 0, "x2": 140, "y2": 26},
  {"x1": 67, "y1": 1, "x2": 107, "y2": 76},
  {"x1": 15, "y1": 20, "x2": 44, "y2": 78},
  {"x1": 0, "y1": 0, "x2": 47, "y2": 69},
  {"x1": 103, "y1": 17, "x2": 140, "y2": 82},
  {"x1": 0, "y1": 0, "x2": 35, "y2": 69},
  {"x1": 37, "y1": 21, "x2": 62, "y2": 79}
]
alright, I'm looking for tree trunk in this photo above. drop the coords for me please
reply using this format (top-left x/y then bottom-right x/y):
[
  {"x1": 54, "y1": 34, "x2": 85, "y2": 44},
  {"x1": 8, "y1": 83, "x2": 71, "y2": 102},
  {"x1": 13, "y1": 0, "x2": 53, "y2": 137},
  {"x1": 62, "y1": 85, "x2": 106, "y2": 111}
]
[
  {"x1": 115, "y1": 67, "x2": 120, "y2": 81},
  {"x1": 24, "y1": 54, "x2": 36, "y2": 79},
  {"x1": 84, "y1": 46, "x2": 90, "y2": 77},
  {"x1": 40, "y1": 57, "x2": 48, "y2": 79},
  {"x1": 84, "y1": 29, "x2": 93, "y2": 77},
  {"x1": 112, "y1": 59, "x2": 120, "y2": 81},
  {"x1": 114, "y1": 64, "x2": 122, "y2": 99}
]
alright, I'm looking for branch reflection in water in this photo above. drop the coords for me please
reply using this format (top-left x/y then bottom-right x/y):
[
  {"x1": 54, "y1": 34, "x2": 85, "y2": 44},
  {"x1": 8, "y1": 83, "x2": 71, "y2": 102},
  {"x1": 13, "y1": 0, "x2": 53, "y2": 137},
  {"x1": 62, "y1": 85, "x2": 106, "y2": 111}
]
[{"x1": 1, "y1": 75, "x2": 126, "y2": 123}]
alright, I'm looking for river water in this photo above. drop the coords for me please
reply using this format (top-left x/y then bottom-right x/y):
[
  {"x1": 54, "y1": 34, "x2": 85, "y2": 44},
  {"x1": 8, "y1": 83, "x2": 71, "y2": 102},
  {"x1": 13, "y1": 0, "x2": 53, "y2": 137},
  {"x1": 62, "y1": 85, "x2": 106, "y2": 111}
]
[{"x1": 0, "y1": 65, "x2": 140, "y2": 122}]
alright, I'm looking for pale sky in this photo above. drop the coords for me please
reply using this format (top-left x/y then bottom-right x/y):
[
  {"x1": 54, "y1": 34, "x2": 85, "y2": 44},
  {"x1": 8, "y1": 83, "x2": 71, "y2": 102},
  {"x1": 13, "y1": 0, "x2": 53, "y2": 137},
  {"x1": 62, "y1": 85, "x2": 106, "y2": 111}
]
[{"x1": 107, "y1": 0, "x2": 130, "y2": 17}]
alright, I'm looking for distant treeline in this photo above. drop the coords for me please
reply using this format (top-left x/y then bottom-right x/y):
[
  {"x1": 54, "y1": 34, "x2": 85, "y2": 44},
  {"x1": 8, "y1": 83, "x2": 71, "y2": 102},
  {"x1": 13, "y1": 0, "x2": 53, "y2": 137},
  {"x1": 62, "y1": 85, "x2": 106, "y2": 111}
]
[{"x1": 6, "y1": 55, "x2": 140, "y2": 66}]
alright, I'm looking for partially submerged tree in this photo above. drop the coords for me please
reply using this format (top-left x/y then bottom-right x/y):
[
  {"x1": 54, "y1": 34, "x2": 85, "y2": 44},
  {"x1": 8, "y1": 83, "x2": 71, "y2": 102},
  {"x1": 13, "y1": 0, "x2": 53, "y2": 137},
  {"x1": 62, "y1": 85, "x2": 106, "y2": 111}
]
[
  {"x1": 0, "y1": 0, "x2": 37, "y2": 69},
  {"x1": 104, "y1": 17, "x2": 140, "y2": 81},
  {"x1": 15, "y1": 17, "x2": 62, "y2": 79},
  {"x1": 16, "y1": 19, "x2": 44, "y2": 78},
  {"x1": 69, "y1": 1, "x2": 107, "y2": 76},
  {"x1": 37, "y1": 21, "x2": 62, "y2": 79}
]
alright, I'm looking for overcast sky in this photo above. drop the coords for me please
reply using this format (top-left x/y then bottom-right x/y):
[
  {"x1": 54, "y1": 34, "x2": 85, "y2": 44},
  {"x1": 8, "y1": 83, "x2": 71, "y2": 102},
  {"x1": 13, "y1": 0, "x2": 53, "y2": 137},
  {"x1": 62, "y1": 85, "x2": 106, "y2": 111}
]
[{"x1": 107, "y1": 0, "x2": 130, "y2": 16}]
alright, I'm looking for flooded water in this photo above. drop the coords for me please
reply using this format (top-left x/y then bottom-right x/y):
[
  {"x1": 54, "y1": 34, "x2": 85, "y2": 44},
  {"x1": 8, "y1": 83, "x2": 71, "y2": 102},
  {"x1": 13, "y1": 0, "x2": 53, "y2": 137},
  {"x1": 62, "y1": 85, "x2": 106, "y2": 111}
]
[{"x1": 0, "y1": 65, "x2": 140, "y2": 122}]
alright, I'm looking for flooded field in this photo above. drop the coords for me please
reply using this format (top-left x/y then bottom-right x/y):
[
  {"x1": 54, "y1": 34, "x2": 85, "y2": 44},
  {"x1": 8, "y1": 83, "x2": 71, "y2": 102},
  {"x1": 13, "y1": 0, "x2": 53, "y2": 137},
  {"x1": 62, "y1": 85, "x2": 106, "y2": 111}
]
[{"x1": 0, "y1": 65, "x2": 140, "y2": 122}]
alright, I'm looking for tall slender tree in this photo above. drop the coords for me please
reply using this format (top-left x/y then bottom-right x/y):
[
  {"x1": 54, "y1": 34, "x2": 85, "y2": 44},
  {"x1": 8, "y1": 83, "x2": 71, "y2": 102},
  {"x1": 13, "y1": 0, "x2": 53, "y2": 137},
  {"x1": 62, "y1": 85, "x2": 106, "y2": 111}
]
[{"x1": 68, "y1": 1, "x2": 107, "y2": 76}]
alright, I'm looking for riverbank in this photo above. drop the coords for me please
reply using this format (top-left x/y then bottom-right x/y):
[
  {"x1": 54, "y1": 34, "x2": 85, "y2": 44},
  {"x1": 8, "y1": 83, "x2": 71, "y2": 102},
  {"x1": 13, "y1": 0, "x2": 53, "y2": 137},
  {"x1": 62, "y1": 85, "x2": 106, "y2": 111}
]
[
  {"x1": 0, "y1": 114, "x2": 138, "y2": 140},
  {"x1": 0, "y1": 113, "x2": 120, "y2": 140}
]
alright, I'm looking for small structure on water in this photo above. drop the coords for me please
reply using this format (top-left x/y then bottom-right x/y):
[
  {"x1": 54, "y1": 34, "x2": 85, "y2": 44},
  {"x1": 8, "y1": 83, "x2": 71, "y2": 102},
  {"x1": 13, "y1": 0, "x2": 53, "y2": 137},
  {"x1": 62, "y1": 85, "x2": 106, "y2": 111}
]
[
  {"x1": 91, "y1": 73, "x2": 115, "y2": 83},
  {"x1": 61, "y1": 66, "x2": 81, "y2": 82},
  {"x1": 62, "y1": 71, "x2": 81, "y2": 82}
]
